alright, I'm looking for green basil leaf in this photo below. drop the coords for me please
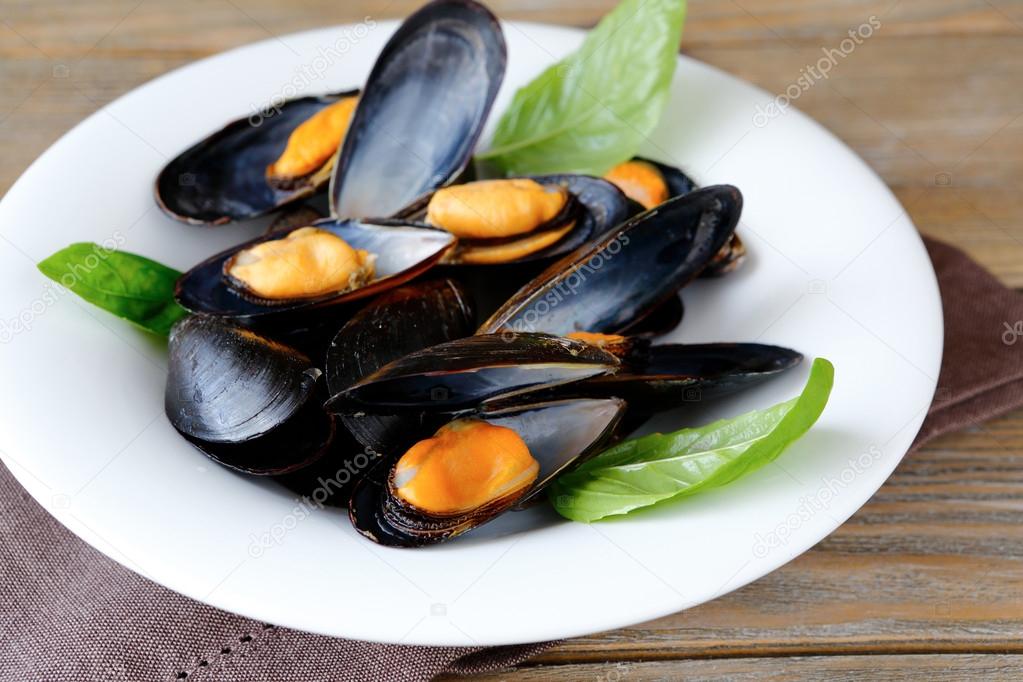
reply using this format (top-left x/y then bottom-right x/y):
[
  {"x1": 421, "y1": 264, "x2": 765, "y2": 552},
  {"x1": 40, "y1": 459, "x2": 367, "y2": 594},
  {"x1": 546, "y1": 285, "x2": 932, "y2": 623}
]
[
  {"x1": 38, "y1": 243, "x2": 188, "y2": 336},
  {"x1": 476, "y1": 0, "x2": 687, "y2": 175},
  {"x1": 550, "y1": 358, "x2": 835, "y2": 522}
]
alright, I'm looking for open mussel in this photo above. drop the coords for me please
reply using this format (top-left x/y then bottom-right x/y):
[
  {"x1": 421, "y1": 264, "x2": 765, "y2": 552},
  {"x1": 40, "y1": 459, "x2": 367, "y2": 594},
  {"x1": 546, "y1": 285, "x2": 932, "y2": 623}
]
[
  {"x1": 175, "y1": 219, "x2": 454, "y2": 321},
  {"x1": 394, "y1": 174, "x2": 630, "y2": 265},
  {"x1": 326, "y1": 333, "x2": 619, "y2": 414},
  {"x1": 349, "y1": 398, "x2": 625, "y2": 546},
  {"x1": 479, "y1": 185, "x2": 742, "y2": 337},
  {"x1": 172, "y1": 0, "x2": 507, "y2": 322},
  {"x1": 326, "y1": 278, "x2": 476, "y2": 453},
  {"x1": 604, "y1": 158, "x2": 745, "y2": 277},
  {"x1": 330, "y1": 0, "x2": 506, "y2": 219},
  {"x1": 155, "y1": 90, "x2": 360, "y2": 225},
  {"x1": 164, "y1": 314, "x2": 335, "y2": 475}
]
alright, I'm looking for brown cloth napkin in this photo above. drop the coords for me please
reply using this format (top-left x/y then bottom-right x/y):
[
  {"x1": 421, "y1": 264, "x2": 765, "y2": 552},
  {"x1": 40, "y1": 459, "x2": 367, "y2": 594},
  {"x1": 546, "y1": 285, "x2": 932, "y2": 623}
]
[{"x1": 1, "y1": 236, "x2": 1020, "y2": 682}]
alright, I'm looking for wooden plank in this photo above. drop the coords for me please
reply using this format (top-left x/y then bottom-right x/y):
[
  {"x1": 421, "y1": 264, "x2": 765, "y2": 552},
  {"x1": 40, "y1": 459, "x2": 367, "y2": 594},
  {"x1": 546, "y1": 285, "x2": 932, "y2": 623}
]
[
  {"x1": 440, "y1": 655, "x2": 1023, "y2": 681},
  {"x1": 3, "y1": 0, "x2": 1023, "y2": 58},
  {"x1": 524, "y1": 408, "x2": 1023, "y2": 662}
]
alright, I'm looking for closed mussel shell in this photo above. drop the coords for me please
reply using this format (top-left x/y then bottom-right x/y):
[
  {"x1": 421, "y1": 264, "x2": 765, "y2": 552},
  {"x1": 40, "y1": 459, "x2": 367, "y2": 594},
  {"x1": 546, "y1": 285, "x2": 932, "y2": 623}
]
[{"x1": 164, "y1": 314, "x2": 335, "y2": 475}]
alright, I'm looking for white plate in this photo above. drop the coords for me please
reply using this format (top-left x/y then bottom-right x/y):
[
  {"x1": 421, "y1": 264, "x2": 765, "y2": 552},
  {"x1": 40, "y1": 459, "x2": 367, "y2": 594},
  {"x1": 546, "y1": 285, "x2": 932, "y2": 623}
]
[{"x1": 0, "y1": 20, "x2": 942, "y2": 646}]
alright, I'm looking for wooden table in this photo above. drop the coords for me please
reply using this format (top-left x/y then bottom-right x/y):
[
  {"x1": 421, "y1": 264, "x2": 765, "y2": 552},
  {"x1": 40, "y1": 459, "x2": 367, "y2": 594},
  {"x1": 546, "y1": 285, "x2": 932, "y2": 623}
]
[{"x1": 2, "y1": 1, "x2": 1021, "y2": 679}]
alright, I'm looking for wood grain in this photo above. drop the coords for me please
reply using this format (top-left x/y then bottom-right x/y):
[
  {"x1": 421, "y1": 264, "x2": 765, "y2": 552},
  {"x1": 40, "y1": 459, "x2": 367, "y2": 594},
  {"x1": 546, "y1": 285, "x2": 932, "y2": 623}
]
[
  {"x1": 2, "y1": 1, "x2": 1021, "y2": 679},
  {"x1": 443, "y1": 655, "x2": 1023, "y2": 681}
]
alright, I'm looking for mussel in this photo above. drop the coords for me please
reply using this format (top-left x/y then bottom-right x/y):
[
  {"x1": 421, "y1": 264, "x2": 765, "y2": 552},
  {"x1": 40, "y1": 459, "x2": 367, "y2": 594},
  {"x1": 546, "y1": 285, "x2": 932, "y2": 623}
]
[
  {"x1": 330, "y1": 0, "x2": 506, "y2": 219},
  {"x1": 164, "y1": 314, "x2": 335, "y2": 475},
  {"x1": 155, "y1": 91, "x2": 360, "y2": 225},
  {"x1": 326, "y1": 332, "x2": 619, "y2": 413},
  {"x1": 349, "y1": 398, "x2": 625, "y2": 546},
  {"x1": 173, "y1": 0, "x2": 507, "y2": 321},
  {"x1": 394, "y1": 174, "x2": 631, "y2": 265},
  {"x1": 326, "y1": 278, "x2": 476, "y2": 453},
  {"x1": 603, "y1": 158, "x2": 745, "y2": 277},
  {"x1": 175, "y1": 219, "x2": 454, "y2": 321},
  {"x1": 551, "y1": 336, "x2": 803, "y2": 410},
  {"x1": 479, "y1": 185, "x2": 742, "y2": 337}
]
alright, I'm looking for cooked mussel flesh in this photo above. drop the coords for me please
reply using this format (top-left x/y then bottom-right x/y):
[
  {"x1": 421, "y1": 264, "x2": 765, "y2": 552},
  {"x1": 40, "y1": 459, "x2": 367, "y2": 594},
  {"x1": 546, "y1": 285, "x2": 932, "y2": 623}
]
[
  {"x1": 426, "y1": 179, "x2": 579, "y2": 264},
  {"x1": 603, "y1": 157, "x2": 696, "y2": 209},
  {"x1": 266, "y1": 95, "x2": 359, "y2": 190},
  {"x1": 396, "y1": 174, "x2": 631, "y2": 265},
  {"x1": 155, "y1": 90, "x2": 359, "y2": 226},
  {"x1": 349, "y1": 398, "x2": 625, "y2": 546},
  {"x1": 175, "y1": 219, "x2": 454, "y2": 320},
  {"x1": 223, "y1": 227, "x2": 376, "y2": 303}
]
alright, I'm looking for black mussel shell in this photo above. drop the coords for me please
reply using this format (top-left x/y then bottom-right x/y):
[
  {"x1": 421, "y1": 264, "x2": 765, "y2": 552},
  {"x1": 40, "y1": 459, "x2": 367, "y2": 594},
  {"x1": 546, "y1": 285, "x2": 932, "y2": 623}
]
[
  {"x1": 272, "y1": 426, "x2": 379, "y2": 505},
  {"x1": 155, "y1": 90, "x2": 358, "y2": 226},
  {"x1": 326, "y1": 278, "x2": 476, "y2": 453},
  {"x1": 616, "y1": 158, "x2": 746, "y2": 278},
  {"x1": 265, "y1": 204, "x2": 326, "y2": 235},
  {"x1": 175, "y1": 218, "x2": 454, "y2": 322},
  {"x1": 394, "y1": 174, "x2": 632, "y2": 265},
  {"x1": 330, "y1": 0, "x2": 506, "y2": 219},
  {"x1": 479, "y1": 185, "x2": 742, "y2": 337},
  {"x1": 625, "y1": 294, "x2": 684, "y2": 338},
  {"x1": 558, "y1": 342, "x2": 803, "y2": 410},
  {"x1": 348, "y1": 398, "x2": 625, "y2": 547},
  {"x1": 165, "y1": 314, "x2": 335, "y2": 475},
  {"x1": 326, "y1": 332, "x2": 619, "y2": 414},
  {"x1": 326, "y1": 278, "x2": 475, "y2": 396}
]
